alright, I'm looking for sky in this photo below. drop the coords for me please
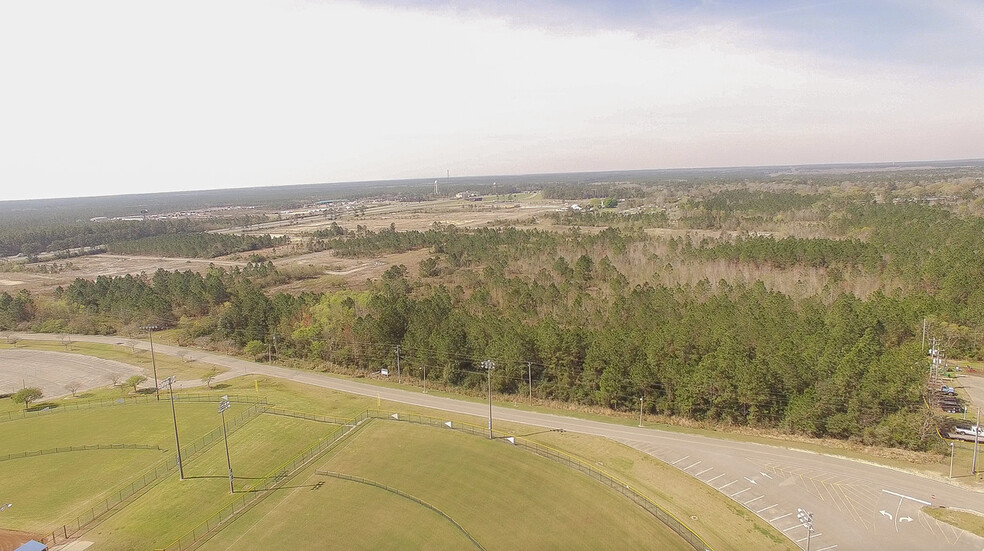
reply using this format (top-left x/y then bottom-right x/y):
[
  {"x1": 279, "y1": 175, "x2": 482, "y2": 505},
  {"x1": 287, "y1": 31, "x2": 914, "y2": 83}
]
[{"x1": 1, "y1": 0, "x2": 982, "y2": 201}]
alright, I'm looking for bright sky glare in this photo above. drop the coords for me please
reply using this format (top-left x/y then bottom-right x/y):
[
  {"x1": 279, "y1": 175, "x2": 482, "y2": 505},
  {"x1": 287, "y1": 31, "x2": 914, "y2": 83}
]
[{"x1": 1, "y1": 0, "x2": 982, "y2": 201}]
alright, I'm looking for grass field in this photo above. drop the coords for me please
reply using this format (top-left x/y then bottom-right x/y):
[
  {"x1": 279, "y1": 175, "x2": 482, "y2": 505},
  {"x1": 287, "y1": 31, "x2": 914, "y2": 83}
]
[
  {"x1": 0, "y1": 370, "x2": 796, "y2": 551},
  {"x1": 0, "y1": 401, "x2": 220, "y2": 531},
  {"x1": 83, "y1": 413, "x2": 343, "y2": 550},
  {"x1": 200, "y1": 421, "x2": 691, "y2": 551}
]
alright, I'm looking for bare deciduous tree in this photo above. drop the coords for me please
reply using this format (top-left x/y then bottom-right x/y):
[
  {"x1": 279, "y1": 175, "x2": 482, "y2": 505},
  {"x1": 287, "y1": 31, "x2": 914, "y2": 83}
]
[{"x1": 201, "y1": 367, "x2": 219, "y2": 389}]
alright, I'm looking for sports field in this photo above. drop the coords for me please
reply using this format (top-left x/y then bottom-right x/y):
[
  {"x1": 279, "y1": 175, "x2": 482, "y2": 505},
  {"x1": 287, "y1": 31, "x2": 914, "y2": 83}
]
[
  {"x1": 0, "y1": 357, "x2": 794, "y2": 551},
  {"x1": 200, "y1": 421, "x2": 691, "y2": 550}
]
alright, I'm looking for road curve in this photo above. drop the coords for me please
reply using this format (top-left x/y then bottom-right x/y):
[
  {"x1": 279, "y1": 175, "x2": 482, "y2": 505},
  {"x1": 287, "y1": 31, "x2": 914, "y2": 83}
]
[{"x1": 10, "y1": 332, "x2": 984, "y2": 551}]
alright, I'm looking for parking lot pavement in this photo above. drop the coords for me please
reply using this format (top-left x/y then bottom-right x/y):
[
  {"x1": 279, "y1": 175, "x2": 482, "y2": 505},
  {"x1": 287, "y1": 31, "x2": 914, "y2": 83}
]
[
  {"x1": 957, "y1": 373, "x2": 984, "y2": 412},
  {"x1": 619, "y1": 438, "x2": 984, "y2": 551}
]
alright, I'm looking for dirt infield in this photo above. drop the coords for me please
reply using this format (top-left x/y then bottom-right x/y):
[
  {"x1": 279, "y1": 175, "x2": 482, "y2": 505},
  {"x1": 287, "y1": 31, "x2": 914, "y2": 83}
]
[
  {"x1": 0, "y1": 528, "x2": 39, "y2": 551},
  {"x1": 0, "y1": 349, "x2": 143, "y2": 399}
]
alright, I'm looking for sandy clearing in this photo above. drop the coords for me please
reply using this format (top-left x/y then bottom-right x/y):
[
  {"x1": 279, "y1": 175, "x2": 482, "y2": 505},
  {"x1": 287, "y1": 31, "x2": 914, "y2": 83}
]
[{"x1": 0, "y1": 349, "x2": 144, "y2": 399}]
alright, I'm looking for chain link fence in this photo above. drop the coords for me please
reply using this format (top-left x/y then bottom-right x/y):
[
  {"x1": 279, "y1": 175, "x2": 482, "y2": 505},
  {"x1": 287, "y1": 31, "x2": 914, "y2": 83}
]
[
  {"x1": 0, "y1": 443, "x2": 162, "y2": 463},
  {"x1": 1, "y1": 393, "x2": 266, "y2": 423},
  {"x1": 40, "y1": 404, "x2": 267, "y2": 546},
  {"x1": 162, "y1": 412, "x2": 369, "y2": 551}
]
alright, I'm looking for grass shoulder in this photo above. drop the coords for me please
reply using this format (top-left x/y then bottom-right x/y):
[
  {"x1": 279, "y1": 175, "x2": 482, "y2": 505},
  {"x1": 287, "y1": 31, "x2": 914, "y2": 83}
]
[{"x1": 922, "y1": 506, "x2": 984, "y2": 538}]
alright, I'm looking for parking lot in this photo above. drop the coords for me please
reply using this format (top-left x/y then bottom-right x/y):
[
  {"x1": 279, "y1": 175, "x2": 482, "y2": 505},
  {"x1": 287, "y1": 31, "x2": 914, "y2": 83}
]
[{"x1": 620, "y1": 437, "x2": 984, "y2": 551}]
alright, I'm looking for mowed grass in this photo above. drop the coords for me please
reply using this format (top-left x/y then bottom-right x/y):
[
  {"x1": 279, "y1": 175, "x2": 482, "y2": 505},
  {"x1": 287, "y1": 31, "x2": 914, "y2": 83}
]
[
  {"x1": 201, "y1": 421, "x2": 691, "y2": 551},
  {"x1": 0, "y1": 339, "x2": 226, "y2": 383},
  {"x1": 0, "y1": 401, "x2": 220, "y2": 531},
  {"x1": 84, "y1": 413, "x2": 343, "y2": 551},
  {"x1": 203, "y1": 374, "x2": 377, "y2": 419}
]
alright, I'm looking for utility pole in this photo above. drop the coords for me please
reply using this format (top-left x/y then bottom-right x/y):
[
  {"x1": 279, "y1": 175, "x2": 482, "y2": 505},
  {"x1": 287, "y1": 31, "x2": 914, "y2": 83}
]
[
  {"x1": 141, "y1": 325, "x2": 160, "y2": 401},
  {"x1": 395, "y1": 345, "x2": 401, "y2": 384},
  {"x1": 528, "y1": 362, "x2": 533, "y2": 404},
  {"x1": 483, "y1": 360, "x2": 495, "y2": 439},
  {"x1": 160, "y1": 376, "x2": 184, "y2": 480},
  {"x1": 921, "y1": 318, "x2": 926, "y2": 351},
  {"x1": 638, "y1": 396, "x2": 644, "y2": 427},
  {"x1": 422, "y1": 362, "x2": 427, "y2": 393}
]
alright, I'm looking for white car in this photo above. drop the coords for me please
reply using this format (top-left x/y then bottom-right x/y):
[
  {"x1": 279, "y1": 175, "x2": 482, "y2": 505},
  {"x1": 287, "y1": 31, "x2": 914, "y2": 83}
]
[{"x1": 954, "y1": 425, "x2": 982, "y2": 437}]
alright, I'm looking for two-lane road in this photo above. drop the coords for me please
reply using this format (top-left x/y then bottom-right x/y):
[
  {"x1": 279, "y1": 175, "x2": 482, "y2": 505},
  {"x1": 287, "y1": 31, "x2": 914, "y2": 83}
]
[{"x1": 9, "y1": 332, "x2": 984, "y2": 551}]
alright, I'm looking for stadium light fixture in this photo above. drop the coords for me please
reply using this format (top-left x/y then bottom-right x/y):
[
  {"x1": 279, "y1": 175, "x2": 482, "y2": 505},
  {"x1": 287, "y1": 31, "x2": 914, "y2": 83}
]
[
  {"x1": 797, "y1": 508, "x2": 814, "y2": 551},
  {"x1": 218, "y1": 396, "x2": 234, "y2": 493}
]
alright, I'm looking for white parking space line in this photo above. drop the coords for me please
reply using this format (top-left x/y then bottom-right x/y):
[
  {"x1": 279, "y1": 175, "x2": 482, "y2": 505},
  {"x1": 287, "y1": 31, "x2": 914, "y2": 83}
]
[
  {"x1": 731, "y1": 487, "x2": 750, "y2": 498},
  {"x1": 707, "y1": 474, "x2": 724, "y2": 484},
  {"x1": 671, "y1": 455, "x2": 689, "y2": 465},
  {"x1": 795, "y1": 533, "x2": 821, "y2": 543},
  {"x1": 756, "y1": 503, "x2": 778, "y2": 513},
  {"x1": 684, "y1": 460, "x2": 701, "y2": 470},
  {"x1": 770, "y1": 512, "x2": 792, "y2": 522},
  {"x1": 695, "y1": 467, "x2": 713, "y2": 476},
  {"x1": 882, "y1": 489, "x2": 931, "y2": 506},
  {"x1": 783, "y1": 524, "x2": 804, "y2": 532},
  {"x1": 744, "y1": 495, "x2": 763, "y2": 505},
  {"x1": 718, "y1": 480, "x2": 736, "y2": 490},
  {"x1": 814, "y1": 545, "x2": 837, "y2": 551}
]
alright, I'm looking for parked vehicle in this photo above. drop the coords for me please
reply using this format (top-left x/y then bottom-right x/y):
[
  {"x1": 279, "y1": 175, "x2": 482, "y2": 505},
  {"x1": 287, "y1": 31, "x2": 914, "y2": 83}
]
[
  {"x1": 941, "y1": 385, "x2": 955, "y2": 395},
  {"x1": 954, "y1": 425, "x2": 982, "y2": 437}
]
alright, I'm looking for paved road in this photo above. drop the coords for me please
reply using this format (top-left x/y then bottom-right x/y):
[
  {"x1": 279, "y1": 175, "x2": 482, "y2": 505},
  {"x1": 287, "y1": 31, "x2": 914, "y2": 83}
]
[{"x1": 9, "y1": 333, "x2": 984, "y2": 551}]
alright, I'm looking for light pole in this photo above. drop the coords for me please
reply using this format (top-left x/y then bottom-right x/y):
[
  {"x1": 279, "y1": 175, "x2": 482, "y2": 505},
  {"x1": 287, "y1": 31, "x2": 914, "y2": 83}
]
[
  {"x1": 638, "y1": 397, "x2": 644, "y2": 427},
  {"x1": 797, "y1": 508, "x2": 814, "y2": 551},
  {"x1": 159, "y1": 376, "x2": 184, "y2": 480},
  {"x1": 974, "y1": 407, "x2": 980, "y2": 475},
  {"x1": 218, "y1": 396, "x2": 234, "y2": 493},
  {"x1": 141, "y1": 325, "x2": 160, "y2": 401},
  {"x1": 949, "y1": 442, "x2": 955, "y2": 479},
  {"x1": 483, "y1": 360, "x2": 495, "y2": 439}
]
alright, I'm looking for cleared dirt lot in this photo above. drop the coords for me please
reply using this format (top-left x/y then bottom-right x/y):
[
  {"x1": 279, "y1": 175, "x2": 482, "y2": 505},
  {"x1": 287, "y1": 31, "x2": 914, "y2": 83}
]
[
  {"x1": 0, "y1": 349, "x2": 143, "y2": 399},
  {"x1": 0, "y1": 195, "x2": 570, "y2": 295}
]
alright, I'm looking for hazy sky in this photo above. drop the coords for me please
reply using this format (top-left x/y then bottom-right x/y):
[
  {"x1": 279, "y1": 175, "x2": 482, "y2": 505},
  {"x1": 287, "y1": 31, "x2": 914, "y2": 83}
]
[{"x1": 2, "y1": 0, "x2": 982, "y2": 201}]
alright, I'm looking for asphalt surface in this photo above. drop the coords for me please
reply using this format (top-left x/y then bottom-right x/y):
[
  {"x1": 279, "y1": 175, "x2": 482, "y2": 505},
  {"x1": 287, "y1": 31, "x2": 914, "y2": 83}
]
[
  {"x1": 7, "y1": 333, "x2": 984, "y2": 551},
  {"x1": 957, "y1": 373, "x2": 984, "y2": 420}
]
